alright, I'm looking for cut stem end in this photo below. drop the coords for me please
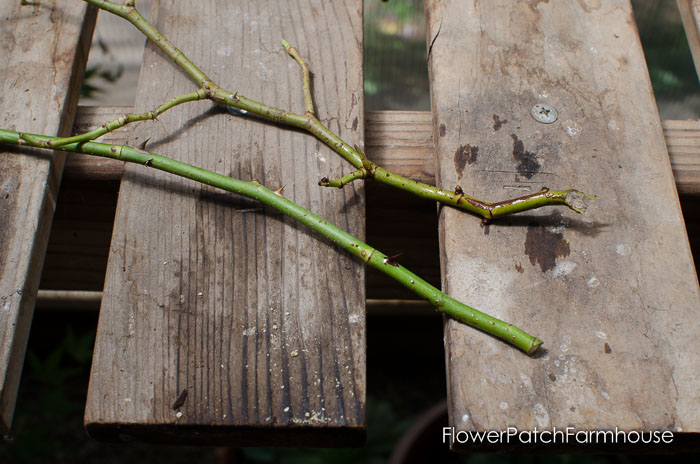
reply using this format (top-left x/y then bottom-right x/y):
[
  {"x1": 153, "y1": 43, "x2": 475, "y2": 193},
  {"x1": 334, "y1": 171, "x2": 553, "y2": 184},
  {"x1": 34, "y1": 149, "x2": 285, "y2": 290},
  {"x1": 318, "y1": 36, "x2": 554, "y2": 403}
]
[{"x1": 565, "y1": 189, "x2": 597, "y2": 214}]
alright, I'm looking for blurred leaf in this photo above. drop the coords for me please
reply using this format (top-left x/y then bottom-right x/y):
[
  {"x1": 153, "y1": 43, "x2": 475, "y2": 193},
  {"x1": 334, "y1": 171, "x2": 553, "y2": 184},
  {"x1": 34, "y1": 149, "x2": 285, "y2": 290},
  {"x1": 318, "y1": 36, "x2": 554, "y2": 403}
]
[
  {"x1": 63, "y1": 327, "x2": 95, "y2": 364},
  {"x1": 81, "y1": 64, "x2": 124, "y2": 98},
  {"x1": 632, "y1": 0, "x2": 700, "y2": 100}
]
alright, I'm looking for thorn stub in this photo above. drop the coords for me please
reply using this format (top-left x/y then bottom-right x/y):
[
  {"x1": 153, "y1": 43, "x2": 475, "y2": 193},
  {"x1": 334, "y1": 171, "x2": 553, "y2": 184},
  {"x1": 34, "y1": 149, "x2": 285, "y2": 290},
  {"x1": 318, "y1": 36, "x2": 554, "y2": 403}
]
[
  {"x1": 274, "y1": 185, "x2": 286, "y2": 197},
  {"x1": 383, "y1": 253, "x2": 402, "y2": 266}
]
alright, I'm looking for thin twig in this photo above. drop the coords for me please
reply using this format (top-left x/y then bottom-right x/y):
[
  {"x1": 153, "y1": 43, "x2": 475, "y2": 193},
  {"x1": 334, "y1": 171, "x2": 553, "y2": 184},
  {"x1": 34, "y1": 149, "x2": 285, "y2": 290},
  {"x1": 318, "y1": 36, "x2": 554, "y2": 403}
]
[
  {"x1": 21, "y1": 89, "x2": 208, "y2": 148},
  {"x1": 319, "y1": 169, "x2": 367, "y2": 188},
  {"x1": 281, "y1": 39, "x2": 314, "y2": 116}
]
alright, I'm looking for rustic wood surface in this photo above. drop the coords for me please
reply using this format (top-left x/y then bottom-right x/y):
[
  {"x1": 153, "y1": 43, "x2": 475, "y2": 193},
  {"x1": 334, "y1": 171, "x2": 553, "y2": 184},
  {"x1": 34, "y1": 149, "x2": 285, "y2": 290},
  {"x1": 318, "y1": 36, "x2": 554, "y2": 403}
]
[
  {"x1": 365, "y1": 110, "x2": 434, "y2": 184},
  {"x1": 663, "y1": 119, "x2": 700, "y2": 195},
  {"x1": 426, "y1": 0, "x2": 700, "y2": 451},
  {"x1": 64, "y1": 106, "x2": 129, "y2": 181},
  {"x1": 84, "y1": 0, "x2": 366, "y2": 445},
  {"x1": 0, "y1": 0, "x2": 95, "y2": 434}
]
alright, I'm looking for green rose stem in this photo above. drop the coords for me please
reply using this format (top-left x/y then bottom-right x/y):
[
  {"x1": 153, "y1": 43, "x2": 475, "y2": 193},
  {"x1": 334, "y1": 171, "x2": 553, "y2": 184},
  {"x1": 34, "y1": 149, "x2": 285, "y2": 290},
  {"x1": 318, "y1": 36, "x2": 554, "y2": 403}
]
[
  {"x1": 69, "y1": 0, "x2": 594, "y2": 220},
  {"x1": 0, "y1": 128, "x2": 543, "y2": 355}
]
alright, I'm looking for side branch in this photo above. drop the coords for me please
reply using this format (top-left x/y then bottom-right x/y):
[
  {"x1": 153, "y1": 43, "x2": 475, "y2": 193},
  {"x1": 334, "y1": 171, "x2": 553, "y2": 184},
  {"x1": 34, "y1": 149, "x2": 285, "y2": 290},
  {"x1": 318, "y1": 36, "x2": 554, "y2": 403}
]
[
  {"x1": 0, "y1": 128, "x2": 543, "y2": 355},
  {"x1": 22, "y1": 89, "x2": 208, "y2": 149},
  {"x1": 319, "y1": 169, "x2": 367, "y2": 188},
  {"x1": 281, "y1": 39, "x2": 314, "y2": 116},
  {"x1": 372, "y1": 166, "x2": 596, "y2": 219}
]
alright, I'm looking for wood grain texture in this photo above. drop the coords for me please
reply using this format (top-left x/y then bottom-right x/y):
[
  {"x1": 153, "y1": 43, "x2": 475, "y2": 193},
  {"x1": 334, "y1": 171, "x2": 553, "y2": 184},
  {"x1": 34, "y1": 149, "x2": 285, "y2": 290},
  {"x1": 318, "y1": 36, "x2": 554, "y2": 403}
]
[
  {"x1": 663, "y1": 119, "x2": 700, "y2": 195},
  {"x1": 426, "y1": 0, "x2": 700, "y2": 451},
  {"x1": 84, "y1": 0, "x2": 365, "y2": 445},
  {"x1": 678, "y1": 0, "x2": 700, "y2": 80},
  {"x1": 0, "y1": 0, "x2": 95, "y2": 433},
  {"x1": 64, "y1": 106, "x2": 129, "y2": 182},
  {"x1": 365, "y1": 110, "x2": 434, "y2": 184}
]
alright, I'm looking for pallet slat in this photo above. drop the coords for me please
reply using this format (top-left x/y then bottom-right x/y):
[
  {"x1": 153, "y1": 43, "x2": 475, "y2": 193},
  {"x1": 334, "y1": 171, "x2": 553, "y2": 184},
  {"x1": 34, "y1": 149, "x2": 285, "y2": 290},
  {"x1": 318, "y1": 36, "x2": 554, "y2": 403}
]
[
  {"x1": 662, "y1": 119, "x2": 700, "y2": 195},
  {"x1": 0, "y1": 1, "x2": 96, "y2": 434},
  {"x1": 426, "y1": 0, "x2": 700, "y2": 451},
  {"x1": 84, "y1": 0, "x2": 365, "y2": 445}
]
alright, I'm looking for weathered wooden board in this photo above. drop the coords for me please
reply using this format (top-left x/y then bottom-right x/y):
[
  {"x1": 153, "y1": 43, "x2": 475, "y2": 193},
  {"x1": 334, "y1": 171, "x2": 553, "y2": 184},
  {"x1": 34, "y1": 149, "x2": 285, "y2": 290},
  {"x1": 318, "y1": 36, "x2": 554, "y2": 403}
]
[
  {"x1": 365, "y1": 111, "x2": 435, "y2": 185},
  {"x1": 426, "y1": 0, "x2": 700, "y2": 451},
  {"x1": 663, "y1": 119, "x2": 700, "y2": 195},
  {"x1": 64, "y1": 106, "x2": 129, "y2": 182},
  {"x1": 84, "y1": 0, "x2": 365, "y2": 445},
  {"x1": 0, "y1": 0, "x2": 95, "y2": 434}
]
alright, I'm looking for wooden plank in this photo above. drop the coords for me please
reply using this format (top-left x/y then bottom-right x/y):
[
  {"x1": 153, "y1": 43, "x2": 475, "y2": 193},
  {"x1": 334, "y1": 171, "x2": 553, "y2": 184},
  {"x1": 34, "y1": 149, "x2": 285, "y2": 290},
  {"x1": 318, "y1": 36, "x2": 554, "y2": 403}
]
[
  {"x1": 662, "y1": 119, "x2": 700, "y2": 195},
  {"x1": 365, "y1": 111, "x2": 434, "y2": 184},
  {"x1": 84, "y1": 0, "x2": 365, "y2": 445},
  {"x1": 64, "y1": 106, "x2": 129, "y2": 182},
  {"x1": 0, "y1": 1, "x2": 96, "y2": 434},
  {"x1": 426, "y1": 0, "x2": 700, "y2": 451},
  {"x1": 38, "y1": 183, "x2": 118, "y2": 292},
  {"x1": 362, "y1": 111, "x2": 440, "y2": 301},
  {"x1": 678, "y1": 0, "x2": 700, "y2": 81}
]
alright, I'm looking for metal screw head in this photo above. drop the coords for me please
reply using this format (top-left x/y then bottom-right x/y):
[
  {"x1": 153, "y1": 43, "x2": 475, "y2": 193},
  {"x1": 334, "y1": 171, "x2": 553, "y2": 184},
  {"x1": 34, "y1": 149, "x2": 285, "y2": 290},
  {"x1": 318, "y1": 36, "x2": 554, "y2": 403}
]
[{"x1": 531, "y1": 104, "x2": 558, "y2": 124}]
